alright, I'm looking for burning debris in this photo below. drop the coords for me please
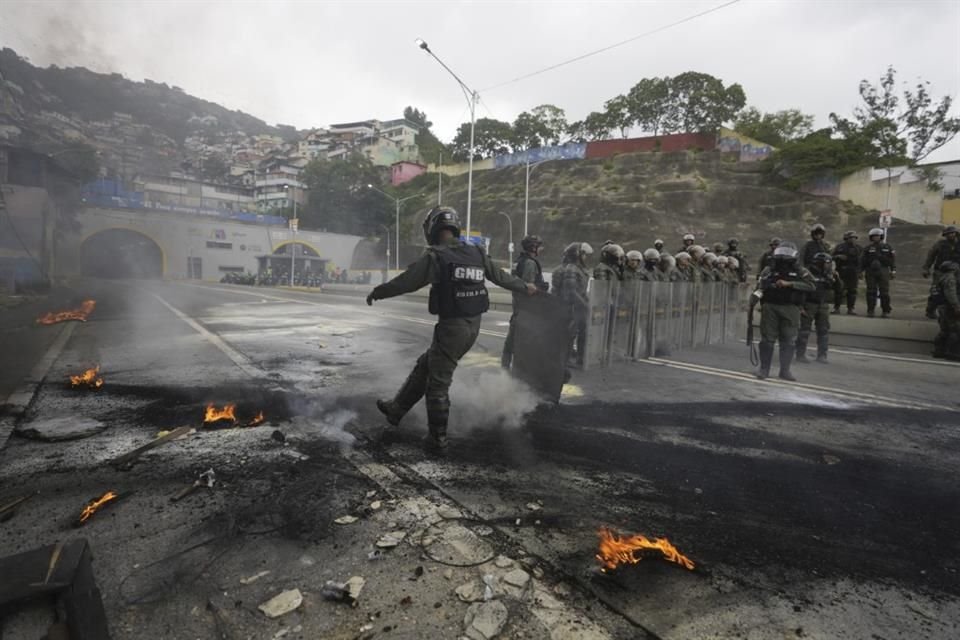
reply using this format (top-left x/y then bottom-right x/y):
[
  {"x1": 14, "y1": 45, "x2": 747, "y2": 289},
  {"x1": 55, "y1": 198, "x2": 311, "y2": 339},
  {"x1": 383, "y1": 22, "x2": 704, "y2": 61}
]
[
  {"x1": 596, "y1": 527, "x2": 695, "y2": 572},
  {"x1": 171, "y1": 468, "x2": 215, "y2": 502},
  {"x1": 69, "y1": 365, "x2": 104, "y2": 389},
  {"x1": 36, "y1": 299, "x2": 96, "y2": 325},
  {"x1": 75, "y1": 490, "x2": 121, "y2": 526},
  {"x1": 203, "y1": 404, "x2": 266, "y2": 428}
]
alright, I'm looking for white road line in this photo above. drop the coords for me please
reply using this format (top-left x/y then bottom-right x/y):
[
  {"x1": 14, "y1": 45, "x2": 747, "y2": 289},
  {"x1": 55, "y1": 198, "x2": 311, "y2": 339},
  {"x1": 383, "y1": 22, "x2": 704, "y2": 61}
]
[
  {"x1": 152, "y1": 293, "x2": 263, "y2": 378},
  {"x1": 829, "y1": 346, "x2": 960, "y2": 367},
  {"x1": 644, "y1": 357, "x2": 950, "y2": 412},
  {"x1": 1, "y1": 322, "x2": 78, "y2": 448}
]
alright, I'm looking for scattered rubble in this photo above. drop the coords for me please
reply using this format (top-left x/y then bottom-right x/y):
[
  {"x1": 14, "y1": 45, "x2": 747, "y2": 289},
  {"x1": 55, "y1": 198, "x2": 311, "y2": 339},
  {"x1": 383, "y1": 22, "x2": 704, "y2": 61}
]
[
  {"x1": 494, "y1": 555, "x2": 513, "y2": 569},
  {"x1": 240, "y1": 570, "x2": 270, "y2": 585},
  {"x1": 334, "y1": 515, "x2": 358, "y2": 525},
  {"x1": 456, "y1": 580, "x2": 486, "y2": 603},
  {"x1": 375, "y1": 530, "x2": 406, "y2": 548},
  {"x1": 258, "y1": 589, "x2": 303, "y2": 618},
  {"x1": 463, "y1": 600, "x2": 508, "y2": 640},
  {"x1": 17, "y1": 417, "x2": 106, "y2": 442},
  {"x1": 322, "y1": 576, "x2": 365, "y2": 606},
  {"x1": 503, "y1": 569, "x2": 531, "y2": 590}
]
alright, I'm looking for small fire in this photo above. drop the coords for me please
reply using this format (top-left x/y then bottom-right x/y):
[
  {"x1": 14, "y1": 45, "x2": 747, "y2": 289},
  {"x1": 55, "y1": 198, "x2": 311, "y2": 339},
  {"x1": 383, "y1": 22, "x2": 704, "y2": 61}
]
[
  {"x1": 36, "y1": 299, "x2": 96, "y2": 325},
  {"x1": 204, "y1": 404, "x2": 237, "y2": 424},
  {"x1": 247, "y1": 411, "x2": 265, "y2": 427},
  {"x1": 77, "y1": 490, "x2": 119, "y2": 525},
  {"x1": 596, "y1": 527, "x2": 695, "y2": 572},
  {"x1": 70, "y1": 365, "x2": 104, "y2": 389}
]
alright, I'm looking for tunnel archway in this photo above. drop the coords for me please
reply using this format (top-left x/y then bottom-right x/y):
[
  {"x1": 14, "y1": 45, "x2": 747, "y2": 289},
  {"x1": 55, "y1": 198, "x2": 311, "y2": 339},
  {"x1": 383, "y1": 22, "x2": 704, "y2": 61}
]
[{"x1": 81, "y1": 228, "x2": 164, "y2": 279}]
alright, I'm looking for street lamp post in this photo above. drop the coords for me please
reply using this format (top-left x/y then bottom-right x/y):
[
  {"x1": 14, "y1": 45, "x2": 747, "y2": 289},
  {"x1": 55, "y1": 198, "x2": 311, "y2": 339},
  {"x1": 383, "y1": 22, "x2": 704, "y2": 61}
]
[
  {"x1": 283, "y1": 184, "x2": 298, "y2": 287},
  {"x1": 524, "y1": 157, "x2": 548, "y2": 237},
  {"x1": 378, "y1": 223, "x2": 391, "y2": 274},
  {"x1": 415, "y1": 38, "x2": 478, "y2": 240},
  {"x1": 368, "y1": 184, "x2": 421, "y2": 270},
  {"x1": 497, "y1": 211, "x2": 514, "y2": 268}
]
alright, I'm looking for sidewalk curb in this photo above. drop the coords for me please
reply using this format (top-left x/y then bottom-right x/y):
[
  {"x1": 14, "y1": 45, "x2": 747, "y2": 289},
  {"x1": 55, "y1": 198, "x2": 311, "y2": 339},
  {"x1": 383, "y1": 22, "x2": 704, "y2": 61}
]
[{"x1": 0, "y1": 323, "x2": 76, "y2": 451}]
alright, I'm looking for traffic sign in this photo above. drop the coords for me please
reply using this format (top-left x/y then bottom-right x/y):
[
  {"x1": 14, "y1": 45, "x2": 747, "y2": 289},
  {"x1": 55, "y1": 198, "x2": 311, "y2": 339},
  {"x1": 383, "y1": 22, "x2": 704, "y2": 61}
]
[
  {"x1": 879, "y1": 210, "x2": 892, "y2": 228},
  {"x1": 289, "y1": 218, "x2": 299, "y2": 232}
]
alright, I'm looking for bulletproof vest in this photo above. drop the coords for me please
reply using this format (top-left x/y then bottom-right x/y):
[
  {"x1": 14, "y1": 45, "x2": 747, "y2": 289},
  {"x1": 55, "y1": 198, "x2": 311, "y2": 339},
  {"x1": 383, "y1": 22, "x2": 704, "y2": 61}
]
[
  {"x1": 833, "y1": 243, "x2": 861, "y2": 270},
  {"x1": 428, "y1": 244, "x2": 490, "y2": 318},
  {"x1": 514, "y1": 253, "x2": 548, "y2": 291},
  {"x1": 761, "y1": 266, "x2": 807, "y2": 305},
  {"x1": 863, "y1": 243, "x2": 894, "y2": 270},
  {"x1": 594, "y1": 263, "x2": 621, "y2": 281}
]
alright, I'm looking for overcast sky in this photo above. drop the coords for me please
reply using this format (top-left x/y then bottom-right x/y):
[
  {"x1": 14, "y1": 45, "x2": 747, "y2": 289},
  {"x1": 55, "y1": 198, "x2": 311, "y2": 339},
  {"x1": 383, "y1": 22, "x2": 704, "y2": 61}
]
[{"x1": 3, "y1": 0, "x2": 959, "y2": 162}]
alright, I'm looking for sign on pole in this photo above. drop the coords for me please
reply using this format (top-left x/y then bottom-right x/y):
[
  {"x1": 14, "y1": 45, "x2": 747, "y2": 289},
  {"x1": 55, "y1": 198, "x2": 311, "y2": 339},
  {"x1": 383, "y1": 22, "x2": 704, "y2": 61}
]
[
  {"x1": 878, "y1": 210, "x2": 892, "y2": 228},
  {"x1": 289, "y1": 218, "x2": 299, "y2": 232}
]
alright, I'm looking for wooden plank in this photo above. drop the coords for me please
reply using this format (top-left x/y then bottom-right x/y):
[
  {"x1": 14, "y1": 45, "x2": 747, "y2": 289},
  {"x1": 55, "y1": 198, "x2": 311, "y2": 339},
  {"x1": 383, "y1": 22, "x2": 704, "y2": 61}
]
[{"x1": 108, "y1": 426, "x2": 193, "y2": 468}]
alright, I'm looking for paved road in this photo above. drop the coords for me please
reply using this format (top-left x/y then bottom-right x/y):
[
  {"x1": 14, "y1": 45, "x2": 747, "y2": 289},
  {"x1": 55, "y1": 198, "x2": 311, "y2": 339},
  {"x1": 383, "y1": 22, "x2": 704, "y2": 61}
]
[{"x1": 1, "y1": 279, "x2": 957, "y2": 640}]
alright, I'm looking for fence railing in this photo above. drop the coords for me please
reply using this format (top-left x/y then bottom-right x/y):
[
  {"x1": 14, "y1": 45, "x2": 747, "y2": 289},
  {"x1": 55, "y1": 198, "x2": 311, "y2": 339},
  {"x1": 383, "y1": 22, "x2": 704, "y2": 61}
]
[{"x1": 582, "y1": 280, "x2": 752, "y2": 368}]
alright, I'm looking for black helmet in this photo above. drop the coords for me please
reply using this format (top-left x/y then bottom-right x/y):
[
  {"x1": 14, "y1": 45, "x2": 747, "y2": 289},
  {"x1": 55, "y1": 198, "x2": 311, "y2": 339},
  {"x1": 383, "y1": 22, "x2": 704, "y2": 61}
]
[
  {"x1": 728, "y1": 238, "x2": 739, "y2": 247},
  {"x1": 422, "y1": 206, "x2": 460, "y2": 245},
  {"x1": 521, "y1": 234, "x2": 544, "y2": 253},
  {"x1": 811, "y1": 223, "x2": 826, "y2": 237},
  {"x1": 770, "y1": 237, "x2": 782, "y2": 246},
  {"x1": 943, "y1": 225, "x2": 958, "y2": 236},
  {"x1": 813, "y1": 252, "x2": 832, "y2": 264}
]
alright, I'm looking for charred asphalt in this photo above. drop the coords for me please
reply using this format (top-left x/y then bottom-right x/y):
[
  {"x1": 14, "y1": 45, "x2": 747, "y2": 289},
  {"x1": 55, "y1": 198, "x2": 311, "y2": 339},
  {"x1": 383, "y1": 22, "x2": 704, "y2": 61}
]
[{"x1": 1, "y1": 278, "x2": 957, "y2": 640}]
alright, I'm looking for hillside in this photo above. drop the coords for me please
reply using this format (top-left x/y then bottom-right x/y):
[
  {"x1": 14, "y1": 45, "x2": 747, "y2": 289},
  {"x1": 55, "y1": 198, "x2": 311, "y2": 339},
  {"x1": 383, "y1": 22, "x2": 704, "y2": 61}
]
[
  {"x1": 397, "y1": 151, "x2": 941, "y2": 308},
  {"x1": 0, "y1": 47, "x2": 294, "y2": 177}
]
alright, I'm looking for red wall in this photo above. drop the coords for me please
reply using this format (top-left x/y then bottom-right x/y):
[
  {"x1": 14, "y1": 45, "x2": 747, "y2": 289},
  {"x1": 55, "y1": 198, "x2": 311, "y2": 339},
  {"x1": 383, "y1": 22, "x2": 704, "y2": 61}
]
[{"x1": 585, "y1": 133, "x2": 717, "y2": 159}]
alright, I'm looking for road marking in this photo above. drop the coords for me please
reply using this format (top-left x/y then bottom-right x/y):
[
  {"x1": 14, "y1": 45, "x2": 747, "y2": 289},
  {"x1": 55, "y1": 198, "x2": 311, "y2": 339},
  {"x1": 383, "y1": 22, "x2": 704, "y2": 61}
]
[
  {"x1": 829, "y1": 346, "x2": 960, "y2": 367},
  {"x1": 151, "y1": 293, "x2": 263, "y2": 378},
  {"x1": 644, "y1": 357, "x2": 951, "y2": 412},
  {"x1": 0, "y1": 322, "x2": 78, "y2": 449}
]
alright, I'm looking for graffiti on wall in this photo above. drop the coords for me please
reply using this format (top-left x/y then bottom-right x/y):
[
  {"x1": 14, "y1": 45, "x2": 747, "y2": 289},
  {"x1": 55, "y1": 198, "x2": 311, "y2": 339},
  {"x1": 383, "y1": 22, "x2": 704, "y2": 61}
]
[
  {"x1": 717, "y1": 127, "x2": 775, "y2": 163},
  {"x1": 494, "y1": 143, "x2": 587, "y2": 169}
]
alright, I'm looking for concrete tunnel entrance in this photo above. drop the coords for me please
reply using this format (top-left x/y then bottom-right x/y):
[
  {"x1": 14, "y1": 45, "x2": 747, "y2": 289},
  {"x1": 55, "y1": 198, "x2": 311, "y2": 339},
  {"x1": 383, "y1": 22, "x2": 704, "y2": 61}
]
[{"x1": 80, "y1": 229, "x2": 164, "y2": 279}]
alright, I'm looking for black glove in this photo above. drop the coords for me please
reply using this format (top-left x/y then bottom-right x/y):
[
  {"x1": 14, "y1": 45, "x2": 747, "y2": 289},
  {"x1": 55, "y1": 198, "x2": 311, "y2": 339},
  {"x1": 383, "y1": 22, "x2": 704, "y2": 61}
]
[
  {"x1": 366, "y1": 293, "x2": 375, "y2": 306},
  {"x1": 922, "y1": 269, "x2": 930, "y2": 279}
]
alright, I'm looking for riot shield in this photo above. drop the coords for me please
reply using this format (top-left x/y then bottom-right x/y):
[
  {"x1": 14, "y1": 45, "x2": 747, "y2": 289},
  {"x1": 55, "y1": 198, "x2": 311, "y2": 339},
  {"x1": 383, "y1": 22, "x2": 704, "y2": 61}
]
[{"x1": 511, "y1": 293, "x2": 572, "y2": 403}]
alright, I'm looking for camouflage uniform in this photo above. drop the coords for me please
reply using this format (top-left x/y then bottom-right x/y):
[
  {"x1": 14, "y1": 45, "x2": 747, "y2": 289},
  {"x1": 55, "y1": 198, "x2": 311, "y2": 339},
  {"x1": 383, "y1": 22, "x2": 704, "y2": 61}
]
[
  {"x1": 796, "y1": 262, "x2": 832, "y2": 362},
  {"x1": 860, "y1": 240, "x2": 896, "y2": 316},
  {"x1": 552, "y1": 261, "x2": 591, "y2": 366},
  {"x1": 922, "y1": 236, "x2": 960, "y2": 318},
  {"x1": 371, "y1": 238, "x2": 529, "y2": 444},
  {"x1": 501, "y1": 251, "x2": 548, "y2": 368},
  {"x1": 723, "y1": 248, "x2": 749, "y2": 282},
  {"x1": 831, "y1": 241, "x2": 862, "y2": 312},
  {"x1": 755, "y1": 263, "x2": 816, "y2": 379}
]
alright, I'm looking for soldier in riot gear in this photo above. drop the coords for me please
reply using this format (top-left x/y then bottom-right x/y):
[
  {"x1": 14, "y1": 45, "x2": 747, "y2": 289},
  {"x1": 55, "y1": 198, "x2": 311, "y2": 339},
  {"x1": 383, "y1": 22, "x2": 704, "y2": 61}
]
[
  {"x1": 501, "y1": 235, "x2": 549, "y2": 369},
  {"x1": 932, "y1": 261, "x2": 960, "y2": 360},
  {"x1": 922, "y1": 226, "x2": 960, "y2": 319},
  {"x1": 801, "y1": 223, "x2": 830, "y2": 267},
  {"x1": 674, "y1": 251, "x2": 694, "y2": 281},
  {"x1": 723, "y1": 238, "x2": 748, "y2": 282},
  {"x1": 677, "y1": 233, "x2": 696, "y2": 256},
  {"x1": 701, "y1": 252, "x2": 721, "y2": 281},
  {"x1": 622, "y1": 250, "x2": 645, "y2": 281},
  {"x1": 642, "y1": 248, "x2": 662, "y2": 280},
  {"x1": 653, "y1": 239, "x2": 665, "y2": 253},
  {"x1": 758, "y1": 237, "x2": 781, "y2": 275},
  {"x1": 712, "y1": 242, "x2": 726, "y2": 255},
  {"x1": 553, "y1": 242, "x2": 593, "y2": 367},
  {"x1": 726, "y1": 256, "x2": 742, "y2": 282},
  {"x1": 658, "y1": 253, "x2": 680, "y2": 281},
  {"x1": 753, "y1": 242, "x2": 816, "y2": 380},
  {"x1": 796, "y1": 252, "x2": 833, "y2": 364},
  {"x1": 367, "y1": 206, "x2": 536, "y2": 453},
  {"x1": 594, "y1": 243, "x2": 625, "y2": 281},
  {"x1": 831, "y1": 230, "x2": 862, "y2": 315},
  {"x1": 860, "y1": 228, "x2": 896, "y2": 318}
]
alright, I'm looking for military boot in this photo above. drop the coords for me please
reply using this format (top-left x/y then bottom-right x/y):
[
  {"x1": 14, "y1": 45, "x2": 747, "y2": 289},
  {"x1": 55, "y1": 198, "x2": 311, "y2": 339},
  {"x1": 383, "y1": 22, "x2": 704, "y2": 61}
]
[
  {"x1": 831, "y1": 305, "x2": 841, "y2": 315},
  {"x1": 424, "y1": 398, "x2": 450, "y2": 454},
  {"x1": 755, "y1": 342, "x2": 774, "y2": 380},
  {"x1": 376, "y1": 399, "x2": 404, "y2": 427},
  {"x1": 795, "y1": 341, "x2": 810, "y2": 363},
  {"x1": 381, "y1": 354, "x2": 429, "y2": 426},
  {"x1": 846, "y1": 306, "x2": 857, "y2": 315},
  {"x1": 816, "y1": 335, "x2": 829, "y2": 364},
  {"x1": 778, "y1": 345, "x2": 796, "y2": 381}
]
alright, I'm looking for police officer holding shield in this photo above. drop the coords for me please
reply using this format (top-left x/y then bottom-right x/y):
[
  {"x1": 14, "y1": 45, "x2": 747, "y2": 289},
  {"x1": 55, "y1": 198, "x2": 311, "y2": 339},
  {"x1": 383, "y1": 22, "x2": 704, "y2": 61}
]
[
  {"x1": 501, "y1": 235, "x2": 549, "y2": 369},
  {"x1": 367, "y1": 206, "x2": 536, "y2": 452}
]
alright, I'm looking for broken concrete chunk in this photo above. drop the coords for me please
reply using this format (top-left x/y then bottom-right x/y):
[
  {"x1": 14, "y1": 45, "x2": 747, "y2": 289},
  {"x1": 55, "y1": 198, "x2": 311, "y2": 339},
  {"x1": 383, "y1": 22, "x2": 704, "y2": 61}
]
[
  {"x1": 503, "y1": 569, "x2": 530, "y2": 589},
  {"x1": 17, "y1": 417, "x2": 106, "y2": 442},
  {"x1": 345, "y1": 576, "x2": 365, "y2": 603},
  {"x1": 493, "y1": 555, "x2": 513, "y2": 569},
  {"x1": 258, "y1": 589, "x2": 303, "y2": 618},
  {"x1": 525, "y1": 502, "x2": 542, "y2": 512},
  {"x1": 455, "y1": 580, "x2": 485, "y2": 603},
  {"x1": 334, "y1": 515, "x2": 358, "y2": 525},
  {"x1": 375, "y1": 530, "x2": 406, "y2": 548},
  {"x1": 436, "y1": 504, "x2": 462, "y2": 519},
  {"x1": 463, "y1": 600, "x2": 508, "y2": 640},
  {"x1": 370, "y1": 500, "x2": 382, "y2": 510}
]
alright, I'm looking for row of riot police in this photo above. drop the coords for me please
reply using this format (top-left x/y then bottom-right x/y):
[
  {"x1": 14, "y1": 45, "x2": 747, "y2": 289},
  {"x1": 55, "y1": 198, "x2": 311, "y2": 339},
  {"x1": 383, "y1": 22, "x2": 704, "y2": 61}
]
[{"x1": 925, "y1": 225, "x2": 960, "y2": 359}]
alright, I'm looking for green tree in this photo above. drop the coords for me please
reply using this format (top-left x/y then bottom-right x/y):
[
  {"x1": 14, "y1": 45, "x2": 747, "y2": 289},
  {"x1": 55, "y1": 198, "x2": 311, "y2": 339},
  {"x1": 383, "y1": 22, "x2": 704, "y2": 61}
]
[
  {"x1": 733, "y1": 107, "x2": 814, "y2": 146},
  {"x1": 512, "y1": 104, "x2": 568, "y2": 149},
  {"x1": 299, "y1": 153, "x2": 392, "y2": 234},
  {"x1": 770, "y1": 128, "x2": 875, "y2": 190},
  {"x1": 830, "y1": 66, "x2": 960, "y2": 190},
  {"x1": 53, "y1": 142, "x2": 101, "y2": 184},
  {"x1": 452, "y1": 117, "x2": 514, "y2": 160},
  {"x1": 627, "y1": 77, "x2": 671, "y2": 135},
  {"x1": 603, "y1": 95, "x2": 633, "y2": 138},
  {"x1": 567, "y1": 111, "x2": 615, "y2": 142},
  {"x1": 661, "y1": 71, "x2": 745, "y2": 133}
]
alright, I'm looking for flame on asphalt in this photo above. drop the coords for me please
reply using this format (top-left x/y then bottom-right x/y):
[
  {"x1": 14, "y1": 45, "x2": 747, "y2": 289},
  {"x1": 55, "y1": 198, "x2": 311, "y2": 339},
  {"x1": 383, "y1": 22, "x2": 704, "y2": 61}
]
[
  {"x1": 204, "y1": 404, "x2": 237, "y2": 424},
  {"x1": 36, "y1": 300, "x2": 96, "y2": 325},
  {"x1": 70, "y1": 365, "x2": 104, "y2": 389},
  {"x1": 77, "y1": 490, "x2": 119, "y2": 524},
  {"x1": 596, "y1": 526, "x2": 695, "y2": 571}
]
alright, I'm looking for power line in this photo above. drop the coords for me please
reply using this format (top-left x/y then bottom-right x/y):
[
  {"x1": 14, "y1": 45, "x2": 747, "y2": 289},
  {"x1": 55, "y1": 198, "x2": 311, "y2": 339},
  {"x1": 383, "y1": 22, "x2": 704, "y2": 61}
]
[{"x1": 481, "y1": 0, "x2": 743, "y2": 93}]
